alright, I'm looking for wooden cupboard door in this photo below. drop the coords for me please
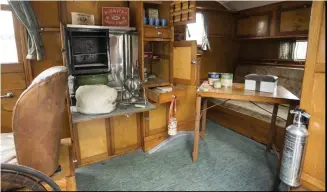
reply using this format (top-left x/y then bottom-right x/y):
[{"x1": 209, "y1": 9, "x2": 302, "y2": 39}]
[
  {"x1": 170, "y1": 1, "x2": 196, "y2": 26},
  {"x1": 76, "y1": 119, "x2": 108, "y2": 163},
  {"x1": 111, "y1": 114, "x2": 140, "y2": 155},
  {"x1": 172, "y1": 40, "x2": 198, "y2": 85},
  {"x1": 299, "y1": 1, "x2": 325, "y2": 191},
  {"x1": 175, "y1": 84, "x2": 196, "y2": 131},
  {"x1": 236, "y1": 14, "x2": 271, "y2": 37},
  {"x1": 276, "y1": 4, "x2": 311, "y2": 35},
  {"x1": 144, "y1": 103, "x2": 167, "y2": 137}
]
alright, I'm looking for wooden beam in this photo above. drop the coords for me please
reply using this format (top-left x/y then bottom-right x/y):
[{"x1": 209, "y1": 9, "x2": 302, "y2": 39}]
[{"x1": 196, "y1": 6, "x2": 234, "y2": 13}]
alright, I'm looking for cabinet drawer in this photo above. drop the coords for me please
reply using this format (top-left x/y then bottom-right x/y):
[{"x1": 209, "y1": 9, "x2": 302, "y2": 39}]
[
  {"x1": 144, "y1": 27, "x2": 171, "y2": 39},
  {"x1": 145, "y1": 86, "x2": 185, "y2": 104}
]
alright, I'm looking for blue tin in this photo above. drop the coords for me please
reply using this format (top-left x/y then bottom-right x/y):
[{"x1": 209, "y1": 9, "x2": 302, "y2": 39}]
[{"x1": 208, "y1": 72, "x2": 221, "y2": 85}]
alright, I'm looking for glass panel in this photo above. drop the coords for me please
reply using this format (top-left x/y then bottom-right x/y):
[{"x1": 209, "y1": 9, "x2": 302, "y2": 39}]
[
  {"x1": 0, "y1": 11, "x2": 18, "y2": 64},
  {"x1": 186, "y1": 13, "x2": 204, "y2": 46},
  {"x1": 293, "y1": 41, "x2": 308, "y2": 60}
]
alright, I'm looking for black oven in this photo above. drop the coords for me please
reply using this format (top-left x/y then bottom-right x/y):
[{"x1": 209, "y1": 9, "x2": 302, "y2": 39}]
[{"x1": 65, "y1": 27, "x2": 110, "y2": 75}]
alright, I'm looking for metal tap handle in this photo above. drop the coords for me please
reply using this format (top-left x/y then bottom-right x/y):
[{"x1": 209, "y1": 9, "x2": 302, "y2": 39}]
[{"x1": 1, "y1": 92, "x2": 14, "y2": 99}]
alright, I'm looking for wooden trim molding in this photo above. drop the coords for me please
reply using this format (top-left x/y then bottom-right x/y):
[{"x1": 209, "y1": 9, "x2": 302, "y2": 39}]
[
  {"x1": 196, "y1": 6, "x2": 233, "y2": 13},
  {"x1": 105, "y1": 118, "x2": 112, "y2": 156},
  {"x1": 240, "y1": 59, "x2": 305, "y2": 69},
  {"x1": 71, "y1": 123, "x2": 81, "y2": 167}
]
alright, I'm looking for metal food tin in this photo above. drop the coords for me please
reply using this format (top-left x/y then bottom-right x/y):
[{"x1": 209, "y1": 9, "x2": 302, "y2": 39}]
[
  {"x1": 221, "y1": 73, "x2": 233, "y2": 88},
  {"x1": 208, "y1": 72, "x2": 221, "y2": 85}
]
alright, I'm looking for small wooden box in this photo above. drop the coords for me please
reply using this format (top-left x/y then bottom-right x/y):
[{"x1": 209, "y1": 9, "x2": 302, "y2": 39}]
[
  {"x1": 102, "y1": 7, "x2": 129, "y2": 27},
  {"x1": 148, "y1": 8, "x2": 159, "y2": 19}
]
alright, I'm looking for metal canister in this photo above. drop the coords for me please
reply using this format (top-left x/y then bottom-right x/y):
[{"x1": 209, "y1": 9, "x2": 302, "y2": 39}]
[
  {"x1": 208, "y1": 72, "x2": 220, "y2": 86},
  {"x1": 279, "y1": 109, "x2": 310, "y2": 187},
  {"x1": 221, "y1": 73, "x2": 233, "y2": 88}
]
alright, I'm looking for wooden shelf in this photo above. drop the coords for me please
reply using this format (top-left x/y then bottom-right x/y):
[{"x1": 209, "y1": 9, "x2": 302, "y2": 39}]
[
  {"x1": 143, "y1": 78, "x2": 170, "y2": 88},
  {"x1": 143, "y1": 1, "x2": 162, "y2": 5},
  {"x1": 236, "y1": 34, "x2": 308, "y2": 40},
  {"x1": 241, "y1": 59, "x2": 305, "y2": 68},
  {"x1": 73, "y1": 53, "x2": 106, "y2": 56},
  {"x1": 74, "y1": 63, "x2": 107, "y2": 68},
  {"x1": 196, "y1": 6, "x2": 234, "y2": 13},
  {"x1": 144, "y1": 37, "x2": 171, "y2": 42},
  {"x1": 144, "y1": 25, "x2": 169, "y2": 29},
  {"x1": 72, "y1": 36, "x2": 106, "y2": 38}
]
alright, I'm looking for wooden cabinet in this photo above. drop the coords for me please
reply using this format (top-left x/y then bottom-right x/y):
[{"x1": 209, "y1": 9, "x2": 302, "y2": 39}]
[
  {"x1": 72, "y1": 114, "x2": 141, "y2": 167},
  {"x1": 129, "y1": 1, "x2": 198, "y2": 153},
  {"x1": 236, "y1": 14, "x2": 271, "y2": 37},
  {"x1": 169, "y1": 1, "x2": 196, "y2": 26},
  {"x1": 235, "y1": 2, "x2": 312, "y2": 39},
  {"x1": 276, "y1": 4, "x2": 311, "y2": 35}
]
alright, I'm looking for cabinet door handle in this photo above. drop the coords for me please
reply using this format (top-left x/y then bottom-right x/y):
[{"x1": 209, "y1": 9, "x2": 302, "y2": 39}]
[
  {"x1": 157, "y1": 32, "x2": 162, "y2": 36},
  {"x1": 144, "y1": 117, "x2": 150, "y2": 120},
  {"x1": 191, "y1": 60, "x2": 196, "y2": 64},
  {"x1": 1, "y1": 92, "x2": 14, "y2": 99}
]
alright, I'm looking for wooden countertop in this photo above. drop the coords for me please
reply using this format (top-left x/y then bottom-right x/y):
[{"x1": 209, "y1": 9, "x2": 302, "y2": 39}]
[
  {"x1": 197, "y1": 81, "x2": 300, "y2": 104},
  {"x1": 71, "y1": 102, "x2": 156, "y2": 123}
]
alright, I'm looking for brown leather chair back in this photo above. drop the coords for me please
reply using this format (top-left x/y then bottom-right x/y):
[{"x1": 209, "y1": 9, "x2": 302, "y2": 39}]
[{"x1": 12, "y1": 66, "x2": 68, "y2": 176}]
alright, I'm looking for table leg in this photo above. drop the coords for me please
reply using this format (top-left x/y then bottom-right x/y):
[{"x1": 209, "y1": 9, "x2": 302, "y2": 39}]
[
  {"x1": 200, "y1": 98, "x2": 208, "y2": 140},
  {"x1": 266, "y1": 103, "x2": 279, "y2": 152},
  {"x1": 276, "y1": 103, "x2": 297, "y2": 180},
  {"x1": 192, "y1": 96, "x2": 202, "y2": 163}
]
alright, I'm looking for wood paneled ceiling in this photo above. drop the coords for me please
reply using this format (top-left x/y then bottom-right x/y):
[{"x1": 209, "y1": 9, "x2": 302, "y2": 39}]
[{"x1": 216, "y1": 1, "x2": 286, "y2": 11}]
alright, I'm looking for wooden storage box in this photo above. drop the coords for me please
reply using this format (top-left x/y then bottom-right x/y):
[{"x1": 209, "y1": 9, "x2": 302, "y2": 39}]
[
  {"x1": 102, "y1": 7, "x2": 129, "y2": 27},
  {"x1": 145, "y1": 86, "x2": 185, "y2": 104}
]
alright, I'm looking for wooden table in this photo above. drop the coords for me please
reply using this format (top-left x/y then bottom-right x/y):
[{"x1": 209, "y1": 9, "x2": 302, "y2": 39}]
[{"x1": 193, "y1": 81, "x2": 299, "y2": 177}]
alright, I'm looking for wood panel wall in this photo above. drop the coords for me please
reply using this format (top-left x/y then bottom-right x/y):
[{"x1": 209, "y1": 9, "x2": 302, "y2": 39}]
[
  {"x1": 235, "y1": 1, "x2": 311, "y2": 63},
  {"x1": 29, "y1": 1, "x2": 128, "y2": 138}
]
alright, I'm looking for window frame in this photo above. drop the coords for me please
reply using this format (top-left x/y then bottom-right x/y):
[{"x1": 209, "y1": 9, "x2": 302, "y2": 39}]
[
  {"x1": 293, "y1": 40, "x2": 308, "y2": 61},
  {"x1": 1, "y1": 4, "x2": 25, "y2": 67},
  {"x1": 278, "y1": 39, "x2": 308, "y2": 62},
  {"x1": 185, "y1": 12, "x2": 204, "y2": 48}
]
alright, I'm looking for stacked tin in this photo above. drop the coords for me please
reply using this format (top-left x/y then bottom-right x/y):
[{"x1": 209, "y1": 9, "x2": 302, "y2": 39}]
[{"x1": 208, "y1": 72, "x2": 233, "y2": 88}]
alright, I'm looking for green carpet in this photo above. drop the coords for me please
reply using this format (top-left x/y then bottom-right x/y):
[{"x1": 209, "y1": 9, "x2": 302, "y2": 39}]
[{"x1": 75, "y1": 120, "x2": 279, "y2": 191}]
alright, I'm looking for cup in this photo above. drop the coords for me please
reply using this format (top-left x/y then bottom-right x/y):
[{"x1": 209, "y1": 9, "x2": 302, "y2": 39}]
[
  {"x1": 155, "y1": 18, "x2": 160, "y2": 26},
  {"x1": 161, "y1": 19, "x2": 166, "y2": 26},
  {"x1": 144, "y1": 17, "x2": 148, "y2": 25},
  {"x1": 148, "y1": 18, "x2": 154, "y2": 25}
]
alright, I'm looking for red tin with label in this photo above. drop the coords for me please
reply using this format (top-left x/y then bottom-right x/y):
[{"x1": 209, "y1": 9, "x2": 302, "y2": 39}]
[{"x1": 102, "y1": 7, "x2": 129, "y2": 27}]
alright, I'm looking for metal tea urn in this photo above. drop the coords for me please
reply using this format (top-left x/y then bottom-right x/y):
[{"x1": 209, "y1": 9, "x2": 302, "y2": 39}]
[{"x1": 279, "y1": 108, "x2": 311, "y2": 187}]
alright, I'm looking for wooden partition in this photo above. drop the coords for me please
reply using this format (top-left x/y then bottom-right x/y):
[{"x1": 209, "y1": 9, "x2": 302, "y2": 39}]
[{"x1": 298, "y1": 1, "x2": 325, "y2": 191}]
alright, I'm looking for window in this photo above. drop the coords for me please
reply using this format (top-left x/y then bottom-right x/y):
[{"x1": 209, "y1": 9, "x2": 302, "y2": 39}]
[
  {"x1": 279, "y1": 40, "x2": 308, "y2": 61},
  {"x1": 0, "y1": 0, "x2": 21, "y2": 64},
  {"x1": 186, "y1": 13, "x2": 204, "y2": 46},
  {"x1": 293, "y1": 40, "x2": 307, "y2": 60}
]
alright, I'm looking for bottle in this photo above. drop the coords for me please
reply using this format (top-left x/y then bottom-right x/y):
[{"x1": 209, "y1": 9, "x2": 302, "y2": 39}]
[{"x1": 279, "y1": 108, "x2": 311, "y2": 187}]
